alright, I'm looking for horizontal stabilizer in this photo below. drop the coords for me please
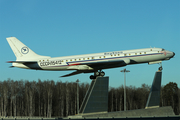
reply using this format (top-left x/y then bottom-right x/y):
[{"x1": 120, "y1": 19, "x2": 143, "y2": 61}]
[{"x1": 7, "y1": 61, "x2": 37, "y2": 64}]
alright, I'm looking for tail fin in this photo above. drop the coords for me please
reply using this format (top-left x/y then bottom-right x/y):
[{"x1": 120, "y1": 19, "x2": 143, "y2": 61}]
[{"x1": 6, "y1": 37, "x2": 50, "y2": 61}]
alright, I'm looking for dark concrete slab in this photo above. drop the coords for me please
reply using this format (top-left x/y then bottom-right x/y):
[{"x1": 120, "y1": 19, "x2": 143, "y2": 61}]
[
  {"x1": 82, "y1": 106, "x2": 174, "y2": 117},
  {"x1": 65, "y1": 116, "x2": 180, "y2": 120}
]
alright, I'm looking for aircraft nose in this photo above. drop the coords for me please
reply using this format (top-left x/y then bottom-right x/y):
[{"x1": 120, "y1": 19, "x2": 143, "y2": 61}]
[
  {"x1": 171, "y1": 52, "x2": 175, "y2": 58},
  {"x1": 173, "y1": 52, "x2": 175, "y2": 57}
]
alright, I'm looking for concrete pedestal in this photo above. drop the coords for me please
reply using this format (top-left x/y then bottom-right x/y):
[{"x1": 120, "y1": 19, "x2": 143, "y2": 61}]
[
  {"x1": 145, "y1": 71, "x2": 162, "y2": 109},
  {"x1": 79, "y1": 76, "x2": 109, "y2": 114}
]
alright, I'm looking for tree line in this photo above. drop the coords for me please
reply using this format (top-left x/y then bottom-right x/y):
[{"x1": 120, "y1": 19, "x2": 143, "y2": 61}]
[{"x1": 0, "y1": 79, "x2": 179, "y2": 117}]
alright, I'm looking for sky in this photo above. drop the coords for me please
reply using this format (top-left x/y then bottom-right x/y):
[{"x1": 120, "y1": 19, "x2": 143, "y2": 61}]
[{"x1": 0, "y1": 0, "x2": 180, "y2": 88}]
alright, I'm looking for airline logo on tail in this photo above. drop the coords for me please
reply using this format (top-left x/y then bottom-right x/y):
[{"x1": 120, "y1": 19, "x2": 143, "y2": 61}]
[{"x1": 21, "y1": 47, "x2": 29, "y2": 54}]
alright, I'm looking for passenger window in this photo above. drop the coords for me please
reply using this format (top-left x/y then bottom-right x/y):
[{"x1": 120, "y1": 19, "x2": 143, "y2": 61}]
[
  {"x1": 104, "y1": 56, "x2": 106, "y2": 58},
  {"x1": 79, "y1": 58, "x2": 81, "y2": 60},
  {"x1": 124, "y1": 54, "x2": 126, "y2": 56},
  {"x1": 135, "y1": 53, "x2": 137, "y2": 55}
]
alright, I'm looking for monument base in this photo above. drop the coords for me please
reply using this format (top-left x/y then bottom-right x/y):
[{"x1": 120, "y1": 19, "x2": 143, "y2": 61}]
[{"x1": 69, "y1": 106, "x2": 174, "y2": 118}]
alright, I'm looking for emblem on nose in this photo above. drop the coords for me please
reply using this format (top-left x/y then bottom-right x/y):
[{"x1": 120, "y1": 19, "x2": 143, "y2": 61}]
[{"x1": 161, "y1": 51, "x2": 167, "y2": 56}]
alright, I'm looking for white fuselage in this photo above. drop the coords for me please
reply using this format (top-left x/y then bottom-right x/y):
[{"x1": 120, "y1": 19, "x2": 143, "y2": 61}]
[{"x1": 13, "y1": 47, "x2": 174, "y2": 71}]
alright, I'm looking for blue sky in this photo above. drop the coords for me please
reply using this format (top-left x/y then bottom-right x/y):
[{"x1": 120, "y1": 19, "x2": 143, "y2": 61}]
[{"x1": 0, "y1": 0, "x2": 179, "y2": 88}]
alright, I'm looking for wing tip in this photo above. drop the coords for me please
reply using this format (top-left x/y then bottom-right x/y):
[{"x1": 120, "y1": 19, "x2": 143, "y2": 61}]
[
  {"x1": 7, "y1": 61, "x2": 13, "y2": 63},
  {"x1": 59, "y1": 71, "x2": 82, "y2": 78}
]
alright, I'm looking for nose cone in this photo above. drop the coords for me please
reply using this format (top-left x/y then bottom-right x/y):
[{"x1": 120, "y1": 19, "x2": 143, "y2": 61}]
[
  {"x1": 173, "y1": 52, "x2": 175, "y2": 57},
  {"x1": 170, "y1": 52, "x2": 175, "y2": 58}
]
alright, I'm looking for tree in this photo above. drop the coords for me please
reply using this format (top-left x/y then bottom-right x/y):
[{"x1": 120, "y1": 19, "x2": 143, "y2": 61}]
[
  {"x1": 0, "y1": 78, "x2": 179, "y2": 116},
  {"x1": 47, "y1": 80, "x2": 54, "y2": 117},
  {"x1": 35, "y1": 79, "x2": 43, "y2": 116},
  {"x1": 162, "y1": 82, "x2": 179, "y2": 115},
  {"x1": 2, "y1": 81, "x2": 9, "y2": 116}
]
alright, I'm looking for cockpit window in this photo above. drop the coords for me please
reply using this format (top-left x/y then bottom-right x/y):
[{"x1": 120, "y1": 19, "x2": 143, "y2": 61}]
[{"x1": 162, "y1": 48, "x2": 165, "y2": 51}]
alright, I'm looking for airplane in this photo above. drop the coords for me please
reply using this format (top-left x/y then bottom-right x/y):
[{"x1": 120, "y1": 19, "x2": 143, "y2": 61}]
[{"x1": 6, "y1": 37, "x2": 175, "y2": 79}]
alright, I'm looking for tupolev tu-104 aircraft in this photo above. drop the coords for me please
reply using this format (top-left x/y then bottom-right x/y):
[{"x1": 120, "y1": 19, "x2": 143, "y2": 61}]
[{"x1": 6, "y1": 37, "x2": 175, "y2": 79}]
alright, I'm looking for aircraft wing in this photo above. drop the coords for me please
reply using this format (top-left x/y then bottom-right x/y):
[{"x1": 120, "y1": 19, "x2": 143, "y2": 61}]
[
  {"x1": 62, "y1": 58, "x2": 131, "y2": 77},
  {"x1": 88, "y1": 58, "x2": 130, "y2": 70},
  {"x1": 69, "y1": 58, "x2": 130, "y2": 66},
  {"x1": 60, "y1": 71, "x2": 84, "y2": 77},
  {"x1": 60, "y1": 70, "x2": 95, "y2": 77}
]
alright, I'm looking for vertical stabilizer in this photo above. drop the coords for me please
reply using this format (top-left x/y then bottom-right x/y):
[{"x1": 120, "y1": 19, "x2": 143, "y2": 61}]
[{"x1": 6, "y1": 37, "x2": 50, "y2": 61}]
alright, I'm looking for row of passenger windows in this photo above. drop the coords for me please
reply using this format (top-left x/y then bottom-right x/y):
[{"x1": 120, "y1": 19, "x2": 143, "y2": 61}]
[
  {"x1": 39, "y1": 56, "x2": 105, "y2": 62},
  {"x1": 39, "y1": 51, "x2": 160, "y2": 62},
  {"x1": 124, "y1": 52, "x2": 147, "y2": 56},
  {"x1": 65, "y1": 56, "x2": 106, "y2": 62}
]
